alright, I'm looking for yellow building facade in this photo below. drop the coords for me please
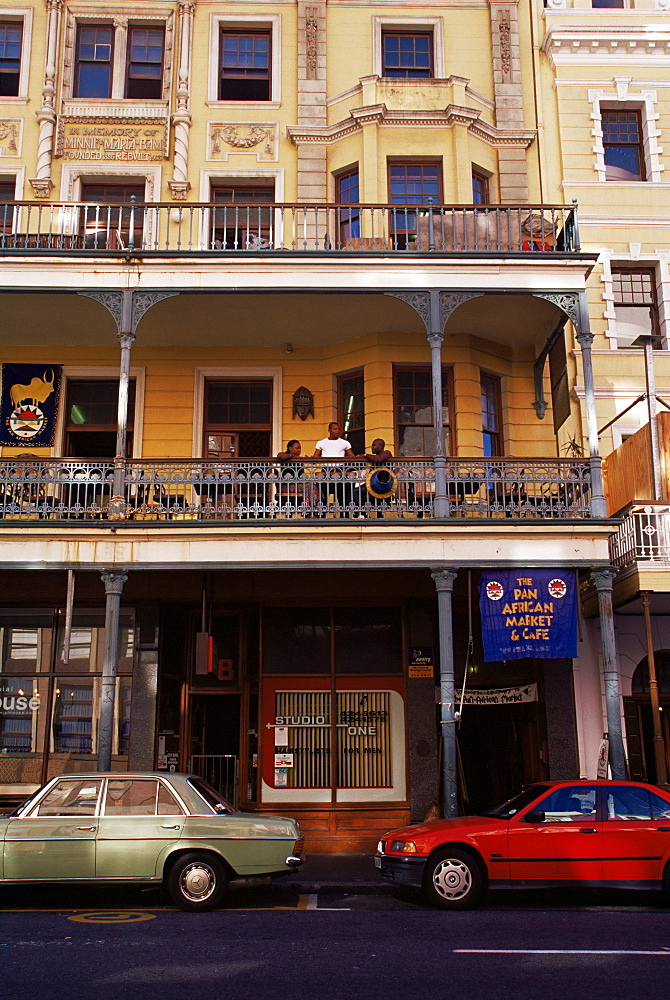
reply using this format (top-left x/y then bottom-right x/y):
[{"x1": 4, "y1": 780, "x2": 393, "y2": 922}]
[{"x1": 0, "y1": 0, "x2": 666, "y2": 847}]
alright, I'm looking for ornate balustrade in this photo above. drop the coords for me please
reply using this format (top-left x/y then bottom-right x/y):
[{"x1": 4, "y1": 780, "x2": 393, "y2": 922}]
[
  {"x1": 0, "y1": 457, "x2": 592, "y2": 523},
  {"x1": 0, "y1": 202, "x2": 579, "y2": 256},
  {"x1": 610, "y1": 505, "x2": 670, "y2": 568}
]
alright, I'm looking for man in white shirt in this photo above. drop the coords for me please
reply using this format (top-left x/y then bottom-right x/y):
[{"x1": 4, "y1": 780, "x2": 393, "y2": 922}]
[{"x1": 313, "y1": 422, "x2": 355, "y2": 514}]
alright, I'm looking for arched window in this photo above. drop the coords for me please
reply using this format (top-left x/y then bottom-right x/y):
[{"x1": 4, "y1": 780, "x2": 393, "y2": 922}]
[{"x1": 631, "y1": 652, "x2": 670, "y2": 696}]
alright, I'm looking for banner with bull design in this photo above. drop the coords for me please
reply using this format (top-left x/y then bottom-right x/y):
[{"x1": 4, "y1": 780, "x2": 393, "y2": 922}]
[
  {"x1": 479, "y1": 569, "x2": 578, "y2": 662},
  {"x1": 0, "y1": 364, "x2": 62, "y2": 447}
]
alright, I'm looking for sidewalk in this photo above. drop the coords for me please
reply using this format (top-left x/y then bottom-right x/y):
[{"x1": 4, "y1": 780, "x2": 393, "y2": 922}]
[{"x1": 278, "y1": 852, "x2": 393, "y2": 894}]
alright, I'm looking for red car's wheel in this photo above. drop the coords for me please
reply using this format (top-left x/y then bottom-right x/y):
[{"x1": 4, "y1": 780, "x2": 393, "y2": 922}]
[{"x1": 423, "y1": 848, "x2": 484, "y2": 910}]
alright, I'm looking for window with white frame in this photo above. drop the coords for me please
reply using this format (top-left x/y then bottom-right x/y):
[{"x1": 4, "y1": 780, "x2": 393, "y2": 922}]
[
  {"x1": 208, "y1": 14, "x2": 281, "y2": 104},
  {"x1": 372, "y1": 17, "x2": 444, "y2": 80},
  {"x1": 611, "y1": 267, "x2": 661, "y2": 348},
  {"x1": 64, "y1": 12, "x2": 171, "y2": 101},
  {"x1": 0, "y1": 8, "x2": 31, "y2": 99},
  {"x1": 590, "y1": 89, "x2": 663, "y2": 184}
]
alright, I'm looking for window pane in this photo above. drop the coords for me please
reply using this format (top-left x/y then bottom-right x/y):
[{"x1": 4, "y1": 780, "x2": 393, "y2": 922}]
[
  {"x1": 382, "y1": 32, "x2": 432, "y2": 78},
  {"x1": 0, "y1": 676, "x2": 47, "y2": 755},
  {"x1": 104, "y1": 778, "x2": 159, "y2": 816},
  {"x1": 536, "y1": 785, "x2": 598, "y2": 822},
  {"x1": 263, "y1": 608, "x2": 331, "y2": 674},
  {"x1": 75, "y1": 26, "x2": 113, "y2": 99},
  {"x1": 0, "y1": 20, "x2": 22, "y2": 96},
  {"x1": 219, "y1": 30, "x2": 271, "y2": 100},
  {"x1": 602, "y1": 111, "x2": 644, "y2": 181},
  {"x1": 36, "y1": 778, "x2": 102, "y2": 816},
  {"x1": 334, "y1": 607, "x2": 402, "y2": 674},
  {"x1": 606, "y1": 786, "x2": 651, "y2": 820},
  {"x1": 650, "y1": 792, "x2": 670, "y2": 820}
]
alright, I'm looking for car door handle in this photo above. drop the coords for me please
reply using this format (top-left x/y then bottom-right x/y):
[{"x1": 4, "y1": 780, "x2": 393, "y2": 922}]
[
  {"x1": 579, "y1": 828, "x2": 597, "y2": 834},
  {"x1": 658, "y1": 826, "x2": 670, "y2": 832},
  {"x1": 161, "y1": 824, "x2": 181, "y2": 830},
  {"x1": 76, "y1": 826, "x2": 96, "y2": 831}
]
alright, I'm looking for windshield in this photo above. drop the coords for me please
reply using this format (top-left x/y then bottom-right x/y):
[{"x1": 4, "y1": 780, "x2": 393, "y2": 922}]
[
  {"x1": 480, "y1": 784, "x2": 551, "y2": 820},
  {"x1": 187, "y1": 776, "x2": 235, "y2": 814}
]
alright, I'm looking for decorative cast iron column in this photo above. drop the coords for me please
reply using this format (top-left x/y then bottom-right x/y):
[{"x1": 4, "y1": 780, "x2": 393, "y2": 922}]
[
  {"x1": 591, "y1": 567, "x2": 627, "y2": 780},
  {"x1": 98, "y1": 568, "x2": 128, "y2": 771},
  {"x1": 432, "y1": 566, "x2": 459, "y2": 817}
]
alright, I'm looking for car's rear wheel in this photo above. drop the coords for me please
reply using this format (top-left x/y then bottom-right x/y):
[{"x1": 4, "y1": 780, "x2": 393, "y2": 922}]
[
  {"x1": 168, "y1": 852, "x2": 228, "y2": 911},
  {"x1": 423, "y1": 847, "x2": 484, "y2": 910}
]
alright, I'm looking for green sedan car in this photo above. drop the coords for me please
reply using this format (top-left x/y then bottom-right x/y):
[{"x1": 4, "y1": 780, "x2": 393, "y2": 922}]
[{"x1": 0, "y1": 772, "x2": 303, "y2": 911}]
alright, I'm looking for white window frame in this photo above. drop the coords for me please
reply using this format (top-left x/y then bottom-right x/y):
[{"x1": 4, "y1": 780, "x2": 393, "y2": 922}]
[
  {"x1": 372, "y1": 17, "x2": 445, "y2": 80},
  {"x1": 62, "y1": 8, "x2": 173, "y2": 102},
  {"x1": 0, "y1": 167, "x2": 25, "y2": 233},
  {"x1": 601, "y1": 251, "x2": 669, "y2": 350},
  {"x1": 208, "y1": 13, "x2": 281, "y2": 107},
  {"x1": 193, "y1": 366, "x2": 283, "y2": 459},
  {"x1": 0, "y1": 7, "x2": 32, "y2": 101},
  {"x1": 52, "y1": 366, "x2": 145, "y2": 459},
  {"x1": 589, "y1": 86, "x2": 663, "y2": 184}
]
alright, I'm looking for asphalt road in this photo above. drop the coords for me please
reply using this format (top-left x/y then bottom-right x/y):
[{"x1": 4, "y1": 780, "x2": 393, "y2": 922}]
[{"x1": 2, "y1": 884, "x2": 669, "y2": 1000}]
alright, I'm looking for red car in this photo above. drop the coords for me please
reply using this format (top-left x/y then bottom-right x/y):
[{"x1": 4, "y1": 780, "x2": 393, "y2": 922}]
[{"x1": 375, "y1": 780, "x2": 670, "y2": 909}]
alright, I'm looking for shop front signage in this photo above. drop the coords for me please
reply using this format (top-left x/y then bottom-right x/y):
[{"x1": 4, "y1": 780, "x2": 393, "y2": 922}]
[
  {"x1": 462, "y1": 683, "x2": 538, "y2": 706},
  {"x1": 479, "y1": 569, "x2": 577, "y2": 661},
  {"x1": 55, "y1": 119, "x2": 169, "y2": 161},
  {"x1": 408, "y1": 646, "x2": 433, "y2": 678}
]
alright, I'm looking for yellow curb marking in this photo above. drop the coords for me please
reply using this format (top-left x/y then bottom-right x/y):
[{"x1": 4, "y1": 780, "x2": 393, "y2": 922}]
[{"x1": 68, "y1": 911, "x2": 156, "y2": 924}]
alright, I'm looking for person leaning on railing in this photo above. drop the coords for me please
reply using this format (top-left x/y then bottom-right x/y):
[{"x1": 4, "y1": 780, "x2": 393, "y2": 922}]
[
  {"x1": 276, "y1": 440, "x2": 317, "y2": 517},
  {"x1": 353, "y1": 439, "x2": 393, "y2": 518},
  {"x1": 312, "y1": 422, "x2": 355, "y2": 515}
]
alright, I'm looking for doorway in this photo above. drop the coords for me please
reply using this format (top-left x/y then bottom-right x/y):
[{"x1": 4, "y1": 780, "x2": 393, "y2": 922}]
[{"x1": 188, "y1": 694, "x2": 241, "y2": 806}]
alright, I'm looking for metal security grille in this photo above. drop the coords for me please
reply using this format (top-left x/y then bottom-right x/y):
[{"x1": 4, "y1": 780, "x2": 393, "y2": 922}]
[
  {"x1": 274, "y1": 690, "x2": 392, "y2": 789},
  {"x1": 337, "y1": 691, "x2": 392, "y2": 788}
]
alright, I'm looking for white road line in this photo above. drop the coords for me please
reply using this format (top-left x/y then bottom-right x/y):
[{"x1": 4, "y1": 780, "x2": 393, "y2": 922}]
[
  {"x1": 305, "y1": 895, "x2": 350, "y2": 911},
  {"x1": 454, "y1": 949, "x2": 670, "y2": 956},
  {"x1": 306, "y1": 895, "x2": 318, "y2": 910}
]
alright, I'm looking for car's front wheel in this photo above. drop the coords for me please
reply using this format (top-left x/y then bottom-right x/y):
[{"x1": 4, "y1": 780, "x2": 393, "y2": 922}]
[
  {"x1": 423, "y1": 847, "x2": 484, "y2": 910},
  {"x1": 167, "y1": 852, "x2": 228, "y2": 911}
]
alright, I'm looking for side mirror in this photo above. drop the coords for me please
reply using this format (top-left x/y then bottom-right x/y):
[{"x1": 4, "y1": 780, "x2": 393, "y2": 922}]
[{"x1": 524, "y1": 810, "x2": 545, "y2": 824}]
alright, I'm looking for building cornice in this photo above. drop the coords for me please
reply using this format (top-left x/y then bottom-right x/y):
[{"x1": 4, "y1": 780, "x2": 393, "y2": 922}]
[
  {"x1": 288, "y1": 103, "x2": 535, "y2": 148},
  {"x1": 542, "y1": 24, "x2": 670, "y2": 67}
]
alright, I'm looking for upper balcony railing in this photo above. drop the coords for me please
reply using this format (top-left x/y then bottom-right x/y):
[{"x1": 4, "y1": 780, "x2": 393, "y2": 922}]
[
  {"x1": 0, "y1": 457, "x2": 592, "y2": 523},
  {"x1": 0, "y1": 201, "x2": 580, "y2": 257},
  {"x1": 610, "y1": 504, "x2": 670, "y2": 569}
]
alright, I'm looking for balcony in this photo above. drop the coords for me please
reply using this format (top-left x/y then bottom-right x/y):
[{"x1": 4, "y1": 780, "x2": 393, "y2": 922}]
[
  {"x1": 610, "y1": 505, "x2": 670, "y2": 569},
  {"x1": 0, "y1": 457, "x2": 593, "y2": 524},
  {"x1": 0, "y1": 202, "x2": 580, "y2": 258}
]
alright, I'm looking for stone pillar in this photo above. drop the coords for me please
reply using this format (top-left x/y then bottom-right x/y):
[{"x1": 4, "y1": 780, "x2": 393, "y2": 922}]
[
  {"x1": 431, "y1": 567, "x2": 459, "y2": 818},
  {"x1": 489, "y1": 1, "x2": 528, "y2": 202},
  {"x1": 297, "y1": 2, "x2": 327, "y2": 211},
  {"x1": 591, "y1": 567, "x2": 627, "y2": 780},
  {"x1": 30, "y1": 0, "x2": 62, "y2": 198},
  {"x1": 98, "y1": 569, "x2": 129, "y2": 771},
  {"x1": 575, "y1": 292, "x2": 607, "y2": 518},
  {"x1": 169, "y1": 1, "x2": 195, "y2": 200}
]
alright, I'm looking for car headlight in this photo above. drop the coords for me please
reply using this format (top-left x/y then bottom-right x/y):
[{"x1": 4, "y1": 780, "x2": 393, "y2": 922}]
[{"x1": 390, "y1": 840, "x2": 418, "y2": 854}]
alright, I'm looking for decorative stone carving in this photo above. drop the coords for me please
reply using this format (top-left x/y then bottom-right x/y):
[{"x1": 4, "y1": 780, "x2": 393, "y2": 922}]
[
  {"x1": 0, "y1": 121, "x2": 19, "y2": 155},
  {"x1": 499, "y1": 9, "x2": 511, "y2": 78},
  {"x1": 209, "y1": 124, "x2": 277, "y2": 161},
  {"x1": 306, "y1": 6, "x2": 318, "y2": 80},
  {"x1": 55, "y1": 118, "x2": 168, "y2": 161}
]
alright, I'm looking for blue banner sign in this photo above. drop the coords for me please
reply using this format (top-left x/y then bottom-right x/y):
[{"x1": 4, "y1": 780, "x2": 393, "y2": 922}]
[
  {"x1": 0, "y1": 364, "x2": 62, "y2": 447},
  {"x1": 479, "y1": 569, "x2": 577, "y2": 662}
]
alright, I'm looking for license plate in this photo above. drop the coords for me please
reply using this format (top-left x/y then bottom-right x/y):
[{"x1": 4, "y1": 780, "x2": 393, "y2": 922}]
[{"x1": 374, "y1": 855, "x2": 382, "y2": 868}]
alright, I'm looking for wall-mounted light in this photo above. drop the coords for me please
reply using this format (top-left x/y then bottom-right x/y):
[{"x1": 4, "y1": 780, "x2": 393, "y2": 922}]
[{"x1": 285, "y1": 343, "x2": 294, "y2": 354}]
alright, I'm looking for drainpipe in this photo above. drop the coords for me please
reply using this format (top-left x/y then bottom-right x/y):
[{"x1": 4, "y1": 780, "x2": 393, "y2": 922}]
[
  {"x1": 432, "y1": 566, "x2": 459, "y2": 817},
  {"x1": 576, "y1": 293, "x2": 607, "y2": 518},
  {"x1": 98, "y1": 568, "x2": 129, "y2": 771}
]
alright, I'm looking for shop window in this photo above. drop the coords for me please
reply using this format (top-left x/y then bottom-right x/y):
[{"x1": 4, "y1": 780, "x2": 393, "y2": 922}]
[
  {"x1": 262, "y1": 608, "x2": 330, "y2": 674},
  {"x1": 481, "y1": 373, "x2": 503, "y2": 456},
  {"x1": 381, "y1": 31, "x2": 432, "y2": 78},
  {"x1": 204, "y1": 378, "x2": 273, "y2": 458},
  {"x1": 334, "y1": 607, "x2": 401, "y2": 674},
  {"x1": 338, "y1": 371, "x2": 365, "y2": 456},
  {"x1": 388, "y1": 161, "x2": 442, "y2": 248},
  {"x1": 0, "y1": 19, "x2": 22, "y2": 96},
  {"x1": 219, "y1": 29, "x2": 270, "y2": 101},
  {"x1": 126, "y1": 26, "x2": 164, "y2": 100},
  {"x1": 602, "y1": 110, "x2": 645, "y2": 182},
  {"x1": 210, "y1": 183, "x2": 274, "y2": 250},
  {"x1": 335, "y1": 167, "x2": 360, "y2": 244},
  {"x1": 64, "y1": 378, "x2": 136, "y2": 459},
  {"x1": 395, "y1": 366, "x2": 451, "y2": 457},
  {"x1": 612, "y1": 268, "x2": 660, "y2": 348}
]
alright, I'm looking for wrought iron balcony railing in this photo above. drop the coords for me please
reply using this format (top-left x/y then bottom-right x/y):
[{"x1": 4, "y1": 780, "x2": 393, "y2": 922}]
[
  {"x1": 610, "y1": 505, "x2": 670, "y2": 568},
  {"x1": 0, "y1": 201, "x2": 580, "y2": 256},
  {"x1": 0, "y1": 457, "x2": 592, "y2": 523}
]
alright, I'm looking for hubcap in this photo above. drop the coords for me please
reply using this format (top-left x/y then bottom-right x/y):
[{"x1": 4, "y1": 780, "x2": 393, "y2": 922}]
[
  {"x1": 432, "y1": 859, "x2": 472, "y2": 900},
  {"x1": 181, "y1": 862, "x2": 216, "y2": 901}
]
